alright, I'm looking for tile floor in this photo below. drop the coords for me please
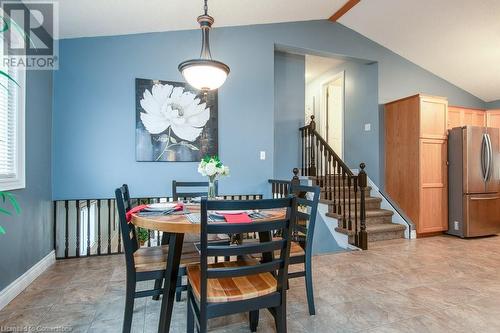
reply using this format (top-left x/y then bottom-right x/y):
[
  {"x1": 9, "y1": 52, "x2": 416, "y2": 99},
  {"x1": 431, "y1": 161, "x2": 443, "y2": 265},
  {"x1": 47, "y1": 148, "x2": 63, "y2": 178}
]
[{"x1": 1, "y1": 235, "x2": 500, "y2": 332}]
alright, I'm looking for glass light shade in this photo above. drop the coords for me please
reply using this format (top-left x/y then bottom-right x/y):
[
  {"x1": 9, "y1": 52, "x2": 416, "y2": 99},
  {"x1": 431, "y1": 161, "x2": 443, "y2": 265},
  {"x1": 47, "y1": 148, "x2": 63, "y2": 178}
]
[{"x1": 179, "y1": 60, "x2": 229, "y2": 91}]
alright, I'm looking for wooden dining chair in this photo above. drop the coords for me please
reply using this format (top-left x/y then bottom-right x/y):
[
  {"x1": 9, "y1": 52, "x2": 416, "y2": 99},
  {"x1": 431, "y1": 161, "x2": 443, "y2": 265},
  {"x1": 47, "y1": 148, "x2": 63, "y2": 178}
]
[
  {"x1": 287, "y1": 184, "x2": 320, "y2": 316},
  {"x1": 186, "y1": 197, "x2": 297, "y2": 333},
  {"x1": 172, "y1": 180, "x2": 218, "y2": 201},
  {"x1": 115, "y1": 184, "x2": 198, "y2": 333}
]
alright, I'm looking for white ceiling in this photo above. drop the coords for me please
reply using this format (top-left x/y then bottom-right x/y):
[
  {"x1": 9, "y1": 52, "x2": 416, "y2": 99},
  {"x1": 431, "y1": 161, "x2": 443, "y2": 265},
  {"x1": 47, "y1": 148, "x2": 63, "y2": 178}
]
[
  {"x1": 305, "y1": 55, "x2": 345, "y2": 83},
  {"x1": 339, "y1": 0, "x2": 500, "y2": 102},
  {"x1": 58, "y1": 0, "x2": 347, "y2": 39}
]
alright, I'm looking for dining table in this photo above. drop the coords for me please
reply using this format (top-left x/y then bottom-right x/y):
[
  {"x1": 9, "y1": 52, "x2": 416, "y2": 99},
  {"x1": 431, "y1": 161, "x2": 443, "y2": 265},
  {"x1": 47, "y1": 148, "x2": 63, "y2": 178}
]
[{"x1": 131, "y1": 202, "x2": 287, "y2": 333}]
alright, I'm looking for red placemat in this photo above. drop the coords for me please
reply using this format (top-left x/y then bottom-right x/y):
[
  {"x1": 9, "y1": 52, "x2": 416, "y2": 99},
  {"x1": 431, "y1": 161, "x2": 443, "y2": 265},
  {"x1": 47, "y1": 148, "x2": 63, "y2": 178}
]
[{"x1": 221, "y1": 213, "x2": 252, "y2": 223}]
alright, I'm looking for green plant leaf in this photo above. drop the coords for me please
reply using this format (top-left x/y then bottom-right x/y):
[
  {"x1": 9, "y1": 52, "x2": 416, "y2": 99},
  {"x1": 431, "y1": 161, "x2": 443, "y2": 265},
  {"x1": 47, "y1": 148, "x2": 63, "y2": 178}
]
[
  {"x1": 4, "y1": 192, "x2": 20, "y2": 214},
  {"x1": 0, "y1": 207, "x2": 12, "y2": 216},
  {"x1": 0, "y1": 70, "x2": 19, "y2": 88},
  {"x1": 0, "y1": 225, "x2": 5, "y2": 235}
]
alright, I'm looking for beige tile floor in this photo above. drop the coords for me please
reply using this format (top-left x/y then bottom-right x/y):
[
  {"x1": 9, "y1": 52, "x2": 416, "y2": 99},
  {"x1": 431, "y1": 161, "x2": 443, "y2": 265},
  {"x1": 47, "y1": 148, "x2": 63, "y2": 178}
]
[{"x1": 1, "y1": 235, "x2": 500, "y2": 332}]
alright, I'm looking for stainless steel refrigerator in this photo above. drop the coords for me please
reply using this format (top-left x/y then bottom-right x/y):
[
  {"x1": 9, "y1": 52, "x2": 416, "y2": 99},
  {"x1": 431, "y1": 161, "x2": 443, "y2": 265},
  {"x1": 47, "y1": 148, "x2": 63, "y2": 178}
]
[{"x1": 448, "y1": 126, "x2": 500, "y2": 237}]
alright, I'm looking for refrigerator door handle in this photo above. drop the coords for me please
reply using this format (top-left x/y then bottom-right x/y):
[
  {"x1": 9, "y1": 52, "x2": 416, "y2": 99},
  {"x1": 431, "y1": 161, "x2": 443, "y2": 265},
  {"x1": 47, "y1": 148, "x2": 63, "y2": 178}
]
[
  {"x1": 470, "y1": 196, "x2": 500, "y2": 201},
  {"x1": 486, "y1": 133, "x2": 493, "y2": 181},
  {"x1": 481, "y1": 134, "x2": 488, "y2": 182}
]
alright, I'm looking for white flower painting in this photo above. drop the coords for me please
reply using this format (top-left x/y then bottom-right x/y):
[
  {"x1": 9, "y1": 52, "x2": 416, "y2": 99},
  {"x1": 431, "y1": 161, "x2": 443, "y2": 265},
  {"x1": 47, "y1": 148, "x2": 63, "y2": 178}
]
[{"x1": 135, "y1": 79, "x2": 218, "y2": 162}]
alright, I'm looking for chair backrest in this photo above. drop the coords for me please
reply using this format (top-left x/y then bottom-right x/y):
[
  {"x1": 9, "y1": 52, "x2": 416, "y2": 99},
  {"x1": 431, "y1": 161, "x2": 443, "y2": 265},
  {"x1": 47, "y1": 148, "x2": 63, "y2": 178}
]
[
  {"x1": 172, "y1": 180, "x2": 218, "y2": 201},
  {"x1": 199, "y1": 197, "x2": 297, "y2": 304},
  {"x1": 290, "y1": 184, "x2": 320, "y2": 252},
  {"x1": 115, "y1": 184, "x2": 139, "y2": 270}
]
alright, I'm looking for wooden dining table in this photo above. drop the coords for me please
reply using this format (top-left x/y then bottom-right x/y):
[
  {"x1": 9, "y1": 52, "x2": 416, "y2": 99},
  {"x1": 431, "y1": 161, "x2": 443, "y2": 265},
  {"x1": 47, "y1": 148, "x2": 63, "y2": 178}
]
[{"x1": 131, "y1": 203, "x2": 286, "y2": 333}]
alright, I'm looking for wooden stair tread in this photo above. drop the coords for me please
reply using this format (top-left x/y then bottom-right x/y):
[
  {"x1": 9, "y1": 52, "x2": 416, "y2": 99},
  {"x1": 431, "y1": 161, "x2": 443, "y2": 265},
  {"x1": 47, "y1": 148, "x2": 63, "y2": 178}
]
[
  {"x1": 186, "y1": 259, "x2": 277, "y2": 303},
  {"x1": 134, "y1": 245, "x2": 199, "y2": 273},
  {"x1": 320, "y1": 197, "x2": 381, "y2": 205}
]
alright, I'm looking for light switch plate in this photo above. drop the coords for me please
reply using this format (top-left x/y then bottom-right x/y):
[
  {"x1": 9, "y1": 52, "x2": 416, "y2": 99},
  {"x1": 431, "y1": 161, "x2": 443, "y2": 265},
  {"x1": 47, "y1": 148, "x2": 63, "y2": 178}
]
[
  {"x1": 364, "y1": 123, "x2": 371, "y2": 131},
  {"x1": 260, "y1": 151, "x2": 266, "y2": 160}
]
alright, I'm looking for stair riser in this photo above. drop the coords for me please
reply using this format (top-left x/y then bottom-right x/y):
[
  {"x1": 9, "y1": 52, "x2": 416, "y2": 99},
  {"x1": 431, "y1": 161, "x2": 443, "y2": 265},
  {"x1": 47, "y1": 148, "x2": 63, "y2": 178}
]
[
  {"x1": 320, "y1": 191, "x2": 372, "y2": 200},
  {"x1": 328, "y1": 213, "x2": 393, "y2": 225},
  {"x1": 347, "y1": 230, "x2": 405, "y2": 243},
  {"x1": 326, "y1": 200, "x2": 381, "y2": 211}
]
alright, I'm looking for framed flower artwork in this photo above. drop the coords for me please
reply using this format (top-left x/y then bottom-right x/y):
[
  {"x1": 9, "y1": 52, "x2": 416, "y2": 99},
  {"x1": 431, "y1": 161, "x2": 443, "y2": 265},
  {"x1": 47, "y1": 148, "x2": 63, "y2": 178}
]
[{"x1": 135, "y1": 78, "x2": 218, "y2": 162}]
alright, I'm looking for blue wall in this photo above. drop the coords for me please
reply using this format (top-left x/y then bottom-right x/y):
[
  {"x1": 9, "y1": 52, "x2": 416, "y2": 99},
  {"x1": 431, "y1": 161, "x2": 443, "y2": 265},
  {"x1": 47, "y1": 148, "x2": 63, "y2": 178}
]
[
  {"x1": 274, "y1": 52, "x2": 305, "y2": 180},
  {"x1": 53, "y1": 20, "x2": 485, "y2": 199},
  {"x1": 486, "y1": 100, "x2": 500, "y2": 109},
  {"x1": 0, "y1": 70, "x2": 53, "y2": 290}
]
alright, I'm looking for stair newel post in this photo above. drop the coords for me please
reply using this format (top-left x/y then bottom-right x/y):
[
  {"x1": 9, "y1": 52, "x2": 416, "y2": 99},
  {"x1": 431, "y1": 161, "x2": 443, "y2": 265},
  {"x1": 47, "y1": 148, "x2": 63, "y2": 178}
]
[
  {"x1": 353, "y1": 176, "x2": 359, "y2": 247},
  {"x1": 309, "y1": 116, "x2": 316, "y2": 177},
  {"x1": 291, "y1": 167, "x2": 300, "y2": 197},
  {"x1": 358, "y1": 163, "x2": 368, "y2": 250}
]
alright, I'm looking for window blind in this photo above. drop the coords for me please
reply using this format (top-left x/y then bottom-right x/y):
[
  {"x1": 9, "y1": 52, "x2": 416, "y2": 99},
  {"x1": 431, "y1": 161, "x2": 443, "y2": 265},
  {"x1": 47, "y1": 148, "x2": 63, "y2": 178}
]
[{"x1": 0, "y1": 47, "x2": 18, "y2": 180}]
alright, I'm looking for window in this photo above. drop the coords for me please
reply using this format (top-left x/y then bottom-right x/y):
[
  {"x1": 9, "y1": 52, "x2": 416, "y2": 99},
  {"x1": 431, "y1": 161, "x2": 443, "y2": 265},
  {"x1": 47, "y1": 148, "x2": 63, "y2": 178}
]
[{"x1": 0, "y1": 47, "x2": 25, "y2": 191}]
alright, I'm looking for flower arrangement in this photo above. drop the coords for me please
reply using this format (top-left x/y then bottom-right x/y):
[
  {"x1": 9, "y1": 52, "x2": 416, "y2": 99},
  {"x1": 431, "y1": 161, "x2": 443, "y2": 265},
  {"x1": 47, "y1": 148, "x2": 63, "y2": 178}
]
[{"x1": 197, "y1": 156, "x2": 229, "y2": 198}]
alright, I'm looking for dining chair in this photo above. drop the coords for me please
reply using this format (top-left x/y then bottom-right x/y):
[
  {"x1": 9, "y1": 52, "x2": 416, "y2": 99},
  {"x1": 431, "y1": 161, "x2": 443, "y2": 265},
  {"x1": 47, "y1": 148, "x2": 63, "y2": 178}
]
[
  {"x1": 287, "y1": 184, "x2": 320, "y2": 316},
  {"x1": 115, "y1": 184, "x2": 198, "y2": 333},
  {"x1": 172, "y1": 180, "x2": 218, "y2": 201},
  {"x1": 162, "y1": 180, "x2": 224, "y2": 302},
  {"x1": 186, "y1": 197, "x2": 297, "y2": 333}
]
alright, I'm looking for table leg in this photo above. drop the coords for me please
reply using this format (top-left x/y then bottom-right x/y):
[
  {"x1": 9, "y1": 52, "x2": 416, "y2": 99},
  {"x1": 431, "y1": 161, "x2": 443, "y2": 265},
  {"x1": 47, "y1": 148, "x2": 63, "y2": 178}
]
[{"x1": 158, "y1": 232, "x2": 184, "y2": 333}]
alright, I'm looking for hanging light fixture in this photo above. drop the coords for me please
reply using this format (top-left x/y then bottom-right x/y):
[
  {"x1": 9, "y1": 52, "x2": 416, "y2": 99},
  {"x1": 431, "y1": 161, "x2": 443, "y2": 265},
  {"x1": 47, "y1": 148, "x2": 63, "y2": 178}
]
[{"x1": 178, "y1": 0, "x2": 230, "y2": 91}]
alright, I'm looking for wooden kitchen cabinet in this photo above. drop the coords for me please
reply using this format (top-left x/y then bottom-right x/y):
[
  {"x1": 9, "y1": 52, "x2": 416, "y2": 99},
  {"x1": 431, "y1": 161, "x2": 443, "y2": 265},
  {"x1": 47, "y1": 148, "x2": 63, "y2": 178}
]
[
  {"x1": 447, "y1": 106, "x2": 486, "y2": 129},
  {"x1": 385, "y1": 94, "x2": 448, "y2": 236},
  {"x1": 486, "y1": 110, "x2": 500, "y2": 129}
]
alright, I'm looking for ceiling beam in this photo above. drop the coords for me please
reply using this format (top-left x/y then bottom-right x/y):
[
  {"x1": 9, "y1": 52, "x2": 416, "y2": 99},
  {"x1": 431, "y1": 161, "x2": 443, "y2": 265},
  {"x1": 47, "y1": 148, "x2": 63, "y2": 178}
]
[{"x1": 328, "y1": 0, "x2": 360, "y2": 22}]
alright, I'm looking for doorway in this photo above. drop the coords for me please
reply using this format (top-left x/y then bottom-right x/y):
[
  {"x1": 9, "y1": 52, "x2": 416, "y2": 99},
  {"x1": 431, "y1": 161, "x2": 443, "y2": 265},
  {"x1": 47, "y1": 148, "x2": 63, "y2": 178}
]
[
  {"x1": 305, "y1": 54, "x2": 345, "y2": 159},
  {"x1": 322, "y1": 72, "x2": 344, "y2": 158}
]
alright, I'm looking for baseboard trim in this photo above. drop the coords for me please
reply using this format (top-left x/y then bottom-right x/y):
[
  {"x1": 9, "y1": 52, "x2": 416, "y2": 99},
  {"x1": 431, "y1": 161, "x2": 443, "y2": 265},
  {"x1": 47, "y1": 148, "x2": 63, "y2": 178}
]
[{"x1": 0, "y1": 250, "x2": 55, "y2": 311}]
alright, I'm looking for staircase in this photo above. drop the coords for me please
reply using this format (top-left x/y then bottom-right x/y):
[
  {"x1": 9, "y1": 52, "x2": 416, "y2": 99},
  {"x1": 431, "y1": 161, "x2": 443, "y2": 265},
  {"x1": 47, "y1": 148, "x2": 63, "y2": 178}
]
[
  {"x1": 312, "y1": 175, "x2": 405, "y2": 243},
  {"x1": 300, "y1": 116, "x2": 406, "y2": 248}
]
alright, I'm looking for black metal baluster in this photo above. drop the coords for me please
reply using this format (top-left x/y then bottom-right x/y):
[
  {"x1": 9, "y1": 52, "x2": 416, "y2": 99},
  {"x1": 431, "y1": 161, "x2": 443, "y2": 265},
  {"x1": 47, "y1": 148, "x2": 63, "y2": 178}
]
[
  {"x1": 354, "y1": 177, "x2": 359, "y2": 247},
  {"x1": 337, "y1": 163, "x2": 342, "y2": 214},
  {"x1": 107, "y1": 199, "x2": 112, "y2": 254},
  {"x1": 97, "y1": 200, "x2": 101, "y2": 255},
  {"x1": 76, "y1": 200, "x2": 80, "y2": 257},
  {"x1": 86, "y1": 199, "x2": 91, "y2": 256},
  {"x1": 64, "y1": 200, "x2": 69, "y2": 258},
  {"x1": 348, "y1": 176, "x2": 352, "y2": 232},
  {"x1": 301, "y1": 129, "x2": 305, "y2": 176},
  {"x1": 342, "y1": 172, "x2": 347, "y2": 229},
  {"x1": 117, "y1": 201, "x2": 121, "y2": 253}
]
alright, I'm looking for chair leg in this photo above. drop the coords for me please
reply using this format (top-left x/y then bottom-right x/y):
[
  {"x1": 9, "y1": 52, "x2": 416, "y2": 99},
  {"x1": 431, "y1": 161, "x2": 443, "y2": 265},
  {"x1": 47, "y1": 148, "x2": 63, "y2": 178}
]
[
  {"x1": 175, "y1": 275, "x2": 182, "y2": 302},
  {"x1": 249, "y1": 310, "x2": 259, "y2": 332},
  {"x1": 186, "y1": 290, "x2": 195, "y2": 333},
  {"x1": 152, "y1": 278, "x2": 162, "y2": 301},
  {"x1": 305, "y1": 259, "x2": 315, "y2": 315},
  {"x1": 123, "y1": 277, "x2": 135, "y2": 333},
  {"x1": 274, "y1": 305, "x2": 287, "y2": 333}
]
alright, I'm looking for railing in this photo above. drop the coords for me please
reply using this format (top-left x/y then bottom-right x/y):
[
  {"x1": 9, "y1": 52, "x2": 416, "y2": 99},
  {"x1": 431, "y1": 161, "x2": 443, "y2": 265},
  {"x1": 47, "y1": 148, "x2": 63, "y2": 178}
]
[
  {"x1": 54, "y1": 194, "x2": 263, "y2": 259},
  {"x1": 300, "y1": 115, "x2": 368, "y2": 250},
  {"x1": 268, "y1": 168, "x2": 301, "y2": 198}
]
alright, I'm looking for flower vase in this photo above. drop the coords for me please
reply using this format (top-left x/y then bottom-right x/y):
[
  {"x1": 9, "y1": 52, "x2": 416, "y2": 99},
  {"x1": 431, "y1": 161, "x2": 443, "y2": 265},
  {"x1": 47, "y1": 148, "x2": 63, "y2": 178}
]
[{"x1": 208, "y1": 177, "x2": 216, "y2": 199}]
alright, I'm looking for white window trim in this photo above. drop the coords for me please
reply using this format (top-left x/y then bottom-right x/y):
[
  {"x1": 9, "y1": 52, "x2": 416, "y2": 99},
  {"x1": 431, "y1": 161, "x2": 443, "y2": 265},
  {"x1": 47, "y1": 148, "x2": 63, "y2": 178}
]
[{"x1": 0, "y1": 68, "x2": 26, "y2": 191}]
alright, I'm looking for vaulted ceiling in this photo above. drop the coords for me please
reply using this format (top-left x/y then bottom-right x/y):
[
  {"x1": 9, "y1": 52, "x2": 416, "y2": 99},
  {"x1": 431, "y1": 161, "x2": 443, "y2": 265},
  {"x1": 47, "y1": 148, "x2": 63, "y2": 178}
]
[{"x1": 58, "y1": 0, "x2": 500, "y2": 102}]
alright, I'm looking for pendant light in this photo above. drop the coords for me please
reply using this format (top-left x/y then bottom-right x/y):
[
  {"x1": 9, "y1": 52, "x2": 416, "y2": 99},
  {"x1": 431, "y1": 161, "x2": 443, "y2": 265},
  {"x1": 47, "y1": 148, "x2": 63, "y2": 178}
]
[{"x1": 178, "y1": 0, "x2": 230, "y2": 91}]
